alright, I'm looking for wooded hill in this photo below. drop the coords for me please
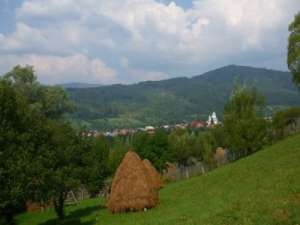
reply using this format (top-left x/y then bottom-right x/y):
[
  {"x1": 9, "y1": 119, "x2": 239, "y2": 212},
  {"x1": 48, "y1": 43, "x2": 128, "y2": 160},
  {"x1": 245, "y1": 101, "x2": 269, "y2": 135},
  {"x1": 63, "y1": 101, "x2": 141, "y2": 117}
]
[{"x1": 66, "y1": 65, "x2": 300, "y2": 130}]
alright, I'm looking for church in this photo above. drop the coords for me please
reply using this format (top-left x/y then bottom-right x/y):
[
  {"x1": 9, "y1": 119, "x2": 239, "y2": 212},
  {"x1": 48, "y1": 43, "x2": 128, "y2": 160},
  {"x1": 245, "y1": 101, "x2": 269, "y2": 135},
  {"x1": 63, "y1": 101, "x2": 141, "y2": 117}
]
[{"x1": 207, "y1": 112, "x2": 219, "y2": 127}]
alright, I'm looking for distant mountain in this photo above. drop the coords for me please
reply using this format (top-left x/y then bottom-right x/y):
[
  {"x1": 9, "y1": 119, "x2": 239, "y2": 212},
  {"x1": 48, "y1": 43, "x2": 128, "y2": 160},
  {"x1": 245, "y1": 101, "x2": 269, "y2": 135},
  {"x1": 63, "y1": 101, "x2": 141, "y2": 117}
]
[
  {"x1": 66, "y1": 65, "x2": 300, "y2": 130},
  {"x1": 59, "y1": 82, "x2": 101, "y2": 89}
]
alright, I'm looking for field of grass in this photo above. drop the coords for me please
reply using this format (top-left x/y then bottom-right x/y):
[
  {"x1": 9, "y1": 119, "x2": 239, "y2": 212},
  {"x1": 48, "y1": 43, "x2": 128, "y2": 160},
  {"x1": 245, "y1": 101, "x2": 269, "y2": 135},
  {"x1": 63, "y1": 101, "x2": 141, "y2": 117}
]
[{"x1": 17, "y1": 134, "x2": 300, "y2": 225}]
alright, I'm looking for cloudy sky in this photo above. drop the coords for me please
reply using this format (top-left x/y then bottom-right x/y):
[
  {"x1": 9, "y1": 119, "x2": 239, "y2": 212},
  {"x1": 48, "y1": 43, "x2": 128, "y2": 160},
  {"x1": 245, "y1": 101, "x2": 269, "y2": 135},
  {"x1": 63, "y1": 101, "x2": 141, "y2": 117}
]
[{"x1": 0, "y1": 0, "x2": 299, "y2": 84}]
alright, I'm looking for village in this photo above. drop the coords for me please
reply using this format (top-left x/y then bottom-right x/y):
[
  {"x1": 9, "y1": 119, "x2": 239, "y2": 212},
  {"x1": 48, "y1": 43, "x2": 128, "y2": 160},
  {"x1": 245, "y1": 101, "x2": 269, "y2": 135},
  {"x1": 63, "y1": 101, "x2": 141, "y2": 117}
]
[
  {"x1": 83, "y1": 112, "x2": 220, "y2": 137},
  {"x1": 1, "y1": 2, "x2": 300, "y2": 225}
]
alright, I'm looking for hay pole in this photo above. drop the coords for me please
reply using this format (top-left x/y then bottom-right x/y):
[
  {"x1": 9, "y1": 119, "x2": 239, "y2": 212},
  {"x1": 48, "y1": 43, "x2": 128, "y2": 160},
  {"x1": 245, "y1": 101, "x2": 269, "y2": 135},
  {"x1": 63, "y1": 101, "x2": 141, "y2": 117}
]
[{"x1": 70, "y1": 190, "x2": 79, "y2": 204}]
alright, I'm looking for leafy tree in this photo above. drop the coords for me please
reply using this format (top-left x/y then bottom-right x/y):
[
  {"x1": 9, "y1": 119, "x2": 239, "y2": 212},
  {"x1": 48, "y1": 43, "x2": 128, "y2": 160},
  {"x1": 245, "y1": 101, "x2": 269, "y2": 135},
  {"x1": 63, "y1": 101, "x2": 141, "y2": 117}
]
[
  {"x1": 39, "y1": 86, "x2": 74, "y2": 119},
  {"x1": 0, "y1": 80, "x2": 38, "y2": 224},
  {"x1": 108, "y1": 137, "x2": 129, "y2": 174},
  {"x1": 3, "y1": 65, "x2": 73, "y2": 118},
  {"x1": 28, "y1": 124, "x2": 109, "y2": 220},
  {"x1": 131, "y1": 129, "x2": 170, "y2": 171},
  {"x1": 288, "y1": 12, "x2": 300, "y2": 86},
  {"x1": 82, "y1": 135, "x2": 110, "y2": 197},
  {"x1": 210, "y1": 126, "x2": 226, "y2": 150},
  {"x1": 30, "y1": 121, "x2": 91, "y2": 220},
  {"x1": 168, "y1": 129, "x2": 197, "y2": 177},
  {"x1": 1, "y1": 66, "x2": 104, "y2": 222},
  {"x1": 223, "y1": 84, "x2": 269, "y2": 158},
  {"x1": 195, "y1": 131, "x2": 217, "y2": 166}
]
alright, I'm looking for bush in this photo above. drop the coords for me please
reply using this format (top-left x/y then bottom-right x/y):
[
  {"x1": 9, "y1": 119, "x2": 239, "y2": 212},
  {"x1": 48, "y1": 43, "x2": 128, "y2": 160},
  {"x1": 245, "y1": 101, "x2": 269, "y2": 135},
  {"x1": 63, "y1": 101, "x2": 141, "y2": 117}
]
[{"x1": 272, "y1": 107, "x2": 300, "y2": 139}]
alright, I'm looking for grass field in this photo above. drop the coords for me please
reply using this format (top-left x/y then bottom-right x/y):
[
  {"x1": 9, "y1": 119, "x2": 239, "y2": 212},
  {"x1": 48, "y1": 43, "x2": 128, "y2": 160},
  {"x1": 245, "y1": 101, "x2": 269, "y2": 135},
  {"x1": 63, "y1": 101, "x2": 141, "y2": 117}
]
[{"x1": 17, "y1": 134, "x2": 300, "y2": 225}]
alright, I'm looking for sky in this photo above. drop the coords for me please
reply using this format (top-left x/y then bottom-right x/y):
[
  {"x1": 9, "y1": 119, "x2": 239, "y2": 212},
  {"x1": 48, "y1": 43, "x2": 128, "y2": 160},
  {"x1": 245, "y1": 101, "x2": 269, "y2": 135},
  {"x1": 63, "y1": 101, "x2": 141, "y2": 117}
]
[{"x1": 0, "y1": 0, "x2": 299, "y2": 84}]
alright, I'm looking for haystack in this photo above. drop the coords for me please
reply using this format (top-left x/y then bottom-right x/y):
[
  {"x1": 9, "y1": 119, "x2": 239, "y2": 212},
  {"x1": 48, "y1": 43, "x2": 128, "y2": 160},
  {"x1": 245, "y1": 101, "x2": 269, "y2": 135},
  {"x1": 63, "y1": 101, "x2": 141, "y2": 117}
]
[
  {"x1": 142, "y1": 159, "x2": 162, "y2": 190},
  {"x1": 214, "y1": 147, "x2": 227, "y2": 166},
  {"x1": 107, "y1": 151, "x2": 159, "y2": 213}
]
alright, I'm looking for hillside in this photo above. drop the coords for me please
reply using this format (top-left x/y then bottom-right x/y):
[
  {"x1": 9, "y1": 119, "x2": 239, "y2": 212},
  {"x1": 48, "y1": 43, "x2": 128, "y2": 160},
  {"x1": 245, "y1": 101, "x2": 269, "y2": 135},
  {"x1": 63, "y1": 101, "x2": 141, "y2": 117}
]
[
  {"x1": 67, "y1": 65, "x2": 300, "y2": 130},
  {"x1": 18, "y1": 133, "x2": 300, "y2": 225}
]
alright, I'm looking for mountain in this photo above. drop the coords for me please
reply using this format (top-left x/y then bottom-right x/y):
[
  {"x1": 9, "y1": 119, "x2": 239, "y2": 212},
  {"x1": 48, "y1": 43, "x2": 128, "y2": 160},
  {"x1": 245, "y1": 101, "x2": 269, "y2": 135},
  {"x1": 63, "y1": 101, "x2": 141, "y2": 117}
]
[
  {"x1": 59, "y1": 82, "x2": 101, "y2": 89},
  {"x1": 66, "y1": 65, "x2": 300, "y2": 130}
]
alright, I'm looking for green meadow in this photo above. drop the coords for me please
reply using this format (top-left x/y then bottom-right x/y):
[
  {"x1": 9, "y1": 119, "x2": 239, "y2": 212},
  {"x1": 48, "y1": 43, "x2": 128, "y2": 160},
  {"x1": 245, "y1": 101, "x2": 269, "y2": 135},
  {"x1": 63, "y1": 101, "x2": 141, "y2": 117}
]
[{"x1": 17, "y1": 134, "x2": 300, "y2": 225}]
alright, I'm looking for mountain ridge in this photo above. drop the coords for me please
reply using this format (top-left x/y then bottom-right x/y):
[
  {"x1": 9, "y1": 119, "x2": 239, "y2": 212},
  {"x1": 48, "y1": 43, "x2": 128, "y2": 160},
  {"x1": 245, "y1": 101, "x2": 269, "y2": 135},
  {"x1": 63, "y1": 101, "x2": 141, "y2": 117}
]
[
  {"x1": 66, "y1": 65, "x2": 300, "y2": 130},
  {"x1": 58, "y1": 82, "x2": 102, "y2": 89}
]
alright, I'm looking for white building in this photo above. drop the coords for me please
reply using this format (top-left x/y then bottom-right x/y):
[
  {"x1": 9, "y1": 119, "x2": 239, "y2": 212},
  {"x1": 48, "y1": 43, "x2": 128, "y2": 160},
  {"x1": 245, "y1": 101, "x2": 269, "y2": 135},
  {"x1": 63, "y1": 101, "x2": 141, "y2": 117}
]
[
  {"x1": 145, "y1": 126, "x2": 155, "y2": 134},
  {"x1": 207, "y1": 112, "x2": 219, "y2": 127},
  {"x1": 207, "y1": 115, "x2": 212, "y2": 126},
  {"x1": 211, "y1": 112, "x2": 219, "y2": 124}
]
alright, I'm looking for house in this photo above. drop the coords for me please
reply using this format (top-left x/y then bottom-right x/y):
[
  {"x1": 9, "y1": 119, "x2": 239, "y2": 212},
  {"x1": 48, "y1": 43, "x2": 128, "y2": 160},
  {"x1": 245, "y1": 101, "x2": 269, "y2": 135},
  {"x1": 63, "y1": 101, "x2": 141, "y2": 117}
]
[
  {"x1": 81, "y1": 130, "x2": 98, "y2": 137},
  {"x1": 190, "y1": 120, "x2": 206, "y2": 129},
  {"x1": 145, "y1": 126, "x2": 155, "y2": 134},
  {"x1": 175, "y1": 123, "x2": 188, "y2": 129},
  {"x1": 118, "y1": 129, "x2": 131, "y2": 136},
  {"x1": 162, "y1": 125, "x2": 170, "y2": 130}
]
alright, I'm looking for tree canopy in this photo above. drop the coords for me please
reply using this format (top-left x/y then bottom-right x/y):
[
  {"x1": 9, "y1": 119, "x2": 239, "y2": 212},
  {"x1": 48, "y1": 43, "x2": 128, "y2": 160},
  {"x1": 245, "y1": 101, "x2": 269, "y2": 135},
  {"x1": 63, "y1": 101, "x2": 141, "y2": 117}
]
[
  {"x1": 288, "y1": 12, "x2": 300, "y2": 86},
  {"x1": 0, "y1": 79, "x2": 37, "y2": 224},
  {"x1": 0, "y1": 66, "x2": 108, "y2": 224},
  {"x1": 223, "y1": 84, "x2": 269, "y2": 157}
]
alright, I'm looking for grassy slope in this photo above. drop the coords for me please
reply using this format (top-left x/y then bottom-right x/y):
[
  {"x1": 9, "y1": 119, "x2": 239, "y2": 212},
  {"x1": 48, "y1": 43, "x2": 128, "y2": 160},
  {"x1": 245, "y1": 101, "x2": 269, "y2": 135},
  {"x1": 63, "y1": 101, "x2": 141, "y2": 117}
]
[{"x1": 17, "y1": 134, "x2": 300, "y2": 225}]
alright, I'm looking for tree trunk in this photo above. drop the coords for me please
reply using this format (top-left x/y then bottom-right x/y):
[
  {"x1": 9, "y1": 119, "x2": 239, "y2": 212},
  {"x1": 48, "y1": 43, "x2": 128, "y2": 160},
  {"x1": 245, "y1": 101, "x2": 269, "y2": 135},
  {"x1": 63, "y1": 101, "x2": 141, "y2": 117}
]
[
  {"x1": 4, "y1": 211, "x2": 15, "y2": 225},
  {"x1": 81, "y1": 189, "x2": 84, "y2": 201},
  {"x1": 53, "y1": 192, "x2": 65, "y2": 220}
]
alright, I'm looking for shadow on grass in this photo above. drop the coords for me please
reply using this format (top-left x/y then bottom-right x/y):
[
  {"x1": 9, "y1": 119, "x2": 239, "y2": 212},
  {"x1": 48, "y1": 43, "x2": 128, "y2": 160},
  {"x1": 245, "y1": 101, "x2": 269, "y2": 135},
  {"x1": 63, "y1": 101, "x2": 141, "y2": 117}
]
[{"x1": 39, "y1": 205, "x2": 105, "y2": 225}]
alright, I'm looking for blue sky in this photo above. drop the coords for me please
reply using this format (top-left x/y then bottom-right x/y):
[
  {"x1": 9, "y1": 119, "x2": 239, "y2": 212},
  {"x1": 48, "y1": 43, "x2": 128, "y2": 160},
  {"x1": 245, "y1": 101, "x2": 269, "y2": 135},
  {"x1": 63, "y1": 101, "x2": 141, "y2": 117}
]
[{"x1": 0, "y1": 0, "x2": 299, "y2": 84}]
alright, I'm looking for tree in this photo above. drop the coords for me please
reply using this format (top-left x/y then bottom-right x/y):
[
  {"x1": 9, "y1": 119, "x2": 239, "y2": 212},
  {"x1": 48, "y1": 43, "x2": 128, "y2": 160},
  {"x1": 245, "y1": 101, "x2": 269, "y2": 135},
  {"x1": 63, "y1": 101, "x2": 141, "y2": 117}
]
[
  {"x1": 195, "y1": 131, "x2": 217, "y2": 166},
  {"x1": 82, "y1": 135, "x2": 110, "y2": 197},
  {"x1": 108, "y1": 137, "x2": 129, "y2": 174},
  {"x1": 210, "y1": 126, "x2": 226, "y2": 149},
  {"x1": 29, "y1": 121, "x2": 91, "y2": 220},
  {"x1": 168, "y1": 129, "x2": 197, "y2": 178},
  {"x1": 0, "y1": 66, "x2": 95, "y2": 222},
  {"x1": 3, "y1": 65, "x2": 73, "y2": 118},
  {"x1": 0, "y1": 78, "x2": 57, "y2": 224},
  {"x1": 0, "y1": 80, "x2": 38, "y2": 224},
  {"x1": 223, "y1": 84, "x2": 269, "y2": 158},
  {"x1": 288, "y1": 12, "x2": 300, "y2": 86},
  {"x1": 272, "y1": 107, "x2": 300, "y2": 139},
  {"x1": 131, "y1": 129, "x2": 170, "y2": 171}
]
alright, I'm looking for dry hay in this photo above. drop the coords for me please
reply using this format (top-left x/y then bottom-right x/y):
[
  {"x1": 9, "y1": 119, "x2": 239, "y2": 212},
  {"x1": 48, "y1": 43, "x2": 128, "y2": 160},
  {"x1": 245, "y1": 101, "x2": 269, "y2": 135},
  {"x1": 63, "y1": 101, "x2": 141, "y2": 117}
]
[
  {"x1": 214, "y1": 147, "x2": 227, "y2": 166},
  {"x1": 26, "y1": 201, "x2": 52, "y2": 213},
  {"x1": 107, "y1": 150, "x2": 159, "y2": 213},
  {"x1": 163, "y1": 162, "x2": 178, "y2": 181},
  {"x1": 142, "y1": 159, "x2": 162, "y2": 190}
]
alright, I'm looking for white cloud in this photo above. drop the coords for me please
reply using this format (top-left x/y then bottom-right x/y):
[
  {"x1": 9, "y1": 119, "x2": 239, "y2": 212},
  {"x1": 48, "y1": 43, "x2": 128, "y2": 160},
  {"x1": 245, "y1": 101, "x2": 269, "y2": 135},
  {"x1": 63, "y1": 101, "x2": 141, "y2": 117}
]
[
  {"x1": 0, "y1": 23, "x2": 44, "y2": 51},
  {"x1": 17, "y1": 0, "x2": 82, "y2": 20},
  {"x1": 0, "y1": 22, "x2": 80, "y2": 54},
  {"x1": 0, "y1": 0, "x2": 299, "y2": 83},
  {"x1": 192, "y1": 0, "x2": 292, "y2": 50},
  {"x1": 128, "y1": 68, "x2": 169, "y2": 83},
  {"x1": 0, "y1": 54, "x2": 118, "y2": 84},
  {"x1": 120, "y1": 57, "x2": 130, "y2": 68},
  {"x1": 0, "y1": 33, "x2": 4, "y2": 40}
]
